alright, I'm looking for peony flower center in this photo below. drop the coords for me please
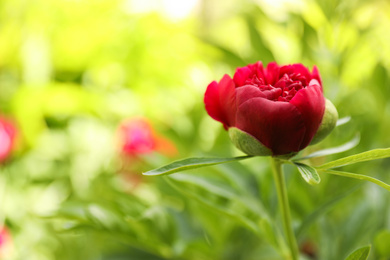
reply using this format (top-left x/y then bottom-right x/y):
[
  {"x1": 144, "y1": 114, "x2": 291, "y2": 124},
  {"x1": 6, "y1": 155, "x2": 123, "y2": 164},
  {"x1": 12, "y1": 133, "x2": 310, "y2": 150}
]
[{"x1": 243, "y1": 73, "x2": 308, "y2": 102}]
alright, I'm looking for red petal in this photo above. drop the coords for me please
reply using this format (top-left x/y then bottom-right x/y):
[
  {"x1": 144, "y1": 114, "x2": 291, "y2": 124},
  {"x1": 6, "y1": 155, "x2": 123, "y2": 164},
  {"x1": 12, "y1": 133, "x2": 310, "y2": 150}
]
[
  {"x1": 264, "y1": 62, "x2": 280, "y2": 85},
  {"x1": 279, "y1": 64, "x2": 311, "y2": 80},
  {"x1": 204, "y1": 74, "x2": 236, "y2": 129},
  {"x1": 291, "y1": 64, "x2": 311, "y2": 79},
  {"x1": 289, "y1": 79, "x2": 325, "y2": 149},
  {"x1": 253, "y1": 61, "x2": 265, "y2": 80},
  {"x1": 233, "y1": 66, "x2": 252, "y2": 86},
  {"x1": 311, "y1": 66, "x2": 322, "y2": 86},
  {"x1": 236, "y1": 97, "x2": 306, "y2": 155},
  {"x1": 236, "y1": 85, "x2": 266, "y2": 107}
]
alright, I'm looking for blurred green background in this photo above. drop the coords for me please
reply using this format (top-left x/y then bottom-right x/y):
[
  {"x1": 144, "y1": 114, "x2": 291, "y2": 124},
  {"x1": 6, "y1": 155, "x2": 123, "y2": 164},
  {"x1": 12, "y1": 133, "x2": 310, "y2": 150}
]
[{"x1": 1, "y1": 0, "x2": 390, "y2": 259}]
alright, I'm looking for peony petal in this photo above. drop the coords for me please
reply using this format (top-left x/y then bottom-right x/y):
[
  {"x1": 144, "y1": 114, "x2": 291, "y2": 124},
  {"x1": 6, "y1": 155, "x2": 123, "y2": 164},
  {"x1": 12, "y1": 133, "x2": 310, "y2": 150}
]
[
  {"x1": 289, "y1": 79, "x2": 325, "y2": 149},
  {"x1": 279, "y1": 64, "x2": 311, "y2": 80},
  {"x1": 204, "y1": 74, "x2": 236, "y2": 129},
  {"x1": 279, "y1": 65, "x2": 294, "y2": 76},
  {"x1": 292, "y1": 64, "x2": 311, "y2": 78},
  {"x1": 264, "y1": 62, "x2": 280, "y2": 85},
  {"x1": 233, "y1": 66, "x2": 252, "y2": 86},
  {"x1": 235, "y1": 85, "x2": 266, "y2": 107},
  {"x1": 311, "y1": 66, "x2": 322, "y2": 86},
  {"x1": 252, "y1": 61, "x2": 265, "y2": 81},
  {"x1": 236, "y1": 97, "x2": 306, "y2": 155}
]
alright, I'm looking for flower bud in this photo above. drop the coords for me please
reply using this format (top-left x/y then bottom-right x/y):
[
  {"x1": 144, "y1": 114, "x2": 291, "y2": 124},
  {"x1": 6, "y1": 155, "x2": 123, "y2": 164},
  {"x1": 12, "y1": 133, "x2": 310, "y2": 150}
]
[
  {"x1": 228, "y1": 127, "x2": 272, "y2": 156},
  {"x1": 310, "y1": 99, "x2": 338, "y2": 145},
  {"x1": 204, "y1": 61, "x2": 329, "y2": 156}
]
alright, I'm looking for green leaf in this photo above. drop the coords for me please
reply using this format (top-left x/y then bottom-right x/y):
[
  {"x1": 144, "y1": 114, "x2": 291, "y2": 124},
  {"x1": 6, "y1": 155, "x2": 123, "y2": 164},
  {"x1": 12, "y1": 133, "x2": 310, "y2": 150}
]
[
  {"x1": 345, "y1": 245, "x2": 371, "y2": 260},
  {"x1": 245, "y1": 17, "x2": 275, "y2": 63},
  {"x1": 167, "y1": 174, "x2": 286, "y2": 254},
  {"x1": 164, "y1": 177, "x2": 261, "y2": 235},
  {"x1": 320, "y1": 169, "x2": 390, "y2": 192},
  {"x1": 295, "y1": 134, "x2": 360, "y2": 161},
  {"x1": 336, "y1": 116, "x2": 352, "y2": 126},
  {"x1": 200, "y1": 38, "x2": 247, "y2": 67},
  {"x1": 170, "y1": 173, "x2": 267, "y2": 217},
  {"x1": 294, "y1": 162, "x2": 320, "y2": 185},
  {"x1": 316, "y1": 148, "x2": 390, "y2": 170},
  {"x1": 374, "y1": 230, "x2": 390, "y2": 257},
  {"x1": 296, "y1": 185, "x2": 361, "y2": 238},
  {"x1": 143, "y1": 156, "x2": 253, "y2": 176}
]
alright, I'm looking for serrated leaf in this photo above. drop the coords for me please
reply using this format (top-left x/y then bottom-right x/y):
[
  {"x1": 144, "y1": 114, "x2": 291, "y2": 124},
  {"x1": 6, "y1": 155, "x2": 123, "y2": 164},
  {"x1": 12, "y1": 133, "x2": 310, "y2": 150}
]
[
  {"x1": 295, "y1": 134, "x2": 360, "y2": 161},
  {"x1": 316, "y1": 148, "x2": 390, "y2": 170},
  {"x1": 143, "y1": 156, "x2": 253, "y2": 176},
  {"x1": 294, "y1": 162, "x2": 320, "y2": 185},
  {"x1": 345, "y1": 245, "x2": 371, "y2": 260}
]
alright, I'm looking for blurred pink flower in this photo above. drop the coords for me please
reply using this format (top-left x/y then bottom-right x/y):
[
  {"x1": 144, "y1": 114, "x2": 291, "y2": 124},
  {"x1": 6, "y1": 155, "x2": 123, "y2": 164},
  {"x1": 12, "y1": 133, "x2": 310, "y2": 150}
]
[
  {"x1": 0, "y1": 228, "x2": 9, "y2": 247},
  {"x1": 118, "y1": 118, "x2": 177, "y2": 157},
  {"x1": 0, "y1": 227, "x2": 12, "y2": 257},
  {"x1": 0, "y1": 118, "x2": 16, "y2": 162}
]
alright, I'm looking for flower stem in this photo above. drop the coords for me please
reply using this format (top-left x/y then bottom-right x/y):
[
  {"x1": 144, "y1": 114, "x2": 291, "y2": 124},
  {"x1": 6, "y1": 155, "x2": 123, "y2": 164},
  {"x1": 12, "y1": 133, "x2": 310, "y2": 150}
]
[{"x1": 271, "y1": 158, "x2": 299, "y2": 260}]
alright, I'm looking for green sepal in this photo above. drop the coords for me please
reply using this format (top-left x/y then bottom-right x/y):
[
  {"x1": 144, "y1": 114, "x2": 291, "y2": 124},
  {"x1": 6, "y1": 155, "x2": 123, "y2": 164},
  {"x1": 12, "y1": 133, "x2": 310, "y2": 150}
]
[
  {"x1": 228, "y1": 127, "x2": 272, "y2": 156},
  {"x1": 310, "y1": 99, "x2": 338, "y2": 145}
]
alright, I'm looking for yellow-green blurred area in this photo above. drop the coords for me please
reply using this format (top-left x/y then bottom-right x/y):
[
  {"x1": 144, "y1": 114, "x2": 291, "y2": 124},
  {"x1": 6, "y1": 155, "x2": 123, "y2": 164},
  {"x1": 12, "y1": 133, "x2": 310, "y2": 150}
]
[{"x1": 1, "y1": 0, "x2": 390, "y2": 259}]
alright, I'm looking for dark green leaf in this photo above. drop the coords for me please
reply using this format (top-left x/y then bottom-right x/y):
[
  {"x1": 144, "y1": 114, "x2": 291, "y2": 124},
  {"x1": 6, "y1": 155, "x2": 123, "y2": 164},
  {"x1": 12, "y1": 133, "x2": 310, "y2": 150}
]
[
  {"x1": 316, "y1": 148, "x2": 390, "y2": 170},
  {"x1": 143, "y1": 156, "x2": 253, "y2": 176},
  {"x1": 294, "y1": 162, "x2": 320, "y2": 185},
  {"x1": 295, "y1": 134, "x2": 360, "y2": 161},
  {"x1": 345, "y1": 245, "x2": 371, "y2": 260}
]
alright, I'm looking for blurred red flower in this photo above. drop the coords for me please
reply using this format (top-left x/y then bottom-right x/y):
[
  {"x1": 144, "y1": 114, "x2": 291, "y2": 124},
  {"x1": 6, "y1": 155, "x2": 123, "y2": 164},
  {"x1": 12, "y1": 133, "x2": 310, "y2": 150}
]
[
  {"x1": 118, "y1": 117, "x2": 177, "y2": 158},
  {"x1": 0, "y1": 227, "x2": 12, "y2": 257},
  {"x1": 0, "y1": 118, "x2": 16, "y2": 162},
  {"x1": 0, "y1": 228, "x2": 9, "y2": 247},
  {"x1": 117, "y1": 117, "x2": 177, "y2": 189}
]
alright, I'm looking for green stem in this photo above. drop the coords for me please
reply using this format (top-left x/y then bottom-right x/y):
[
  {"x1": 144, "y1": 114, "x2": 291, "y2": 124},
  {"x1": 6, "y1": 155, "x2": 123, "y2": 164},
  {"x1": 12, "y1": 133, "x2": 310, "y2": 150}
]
[{"x1": 271, "y1": 158, "x2": 299, "y2": 260}]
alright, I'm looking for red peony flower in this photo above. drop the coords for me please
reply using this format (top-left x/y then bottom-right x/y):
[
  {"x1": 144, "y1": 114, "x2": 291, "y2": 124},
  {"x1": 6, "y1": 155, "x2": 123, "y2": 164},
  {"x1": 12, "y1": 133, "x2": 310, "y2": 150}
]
[
  {"x1": 204, "y1": 61, "x2": 337, "y2": 156},
  {"x1": 0, "y1": 118, "x2": 16, "y2": 162},
  {"x1": 118, "y1": 118, "x2": 177, "y2": 157}
]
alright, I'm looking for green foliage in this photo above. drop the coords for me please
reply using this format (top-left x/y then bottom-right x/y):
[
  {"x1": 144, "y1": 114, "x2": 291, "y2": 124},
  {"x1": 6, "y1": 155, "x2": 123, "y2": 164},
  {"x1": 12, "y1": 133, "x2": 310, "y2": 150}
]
[
  {"x1": 293, "y1": 163, "x2": 320, "y2": 185},
  {"x1": 294, "y1": 133, "x2": 360, "y2": 161},
  {"x1": 345, "y1": 246, "x2": 371, "y2": 260},
  {"x1": 143, "y1": 156, "x2": 252, "y2": 176},
  {"x1": 374, "y1": 230, "x2": 390, "y2": 258},
  {"x1": 316, "y1": 148, "x2": 390, "y2": 169},
  {"x1": 0, "y1": 0, "x2": 390, "y2": 259}
]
